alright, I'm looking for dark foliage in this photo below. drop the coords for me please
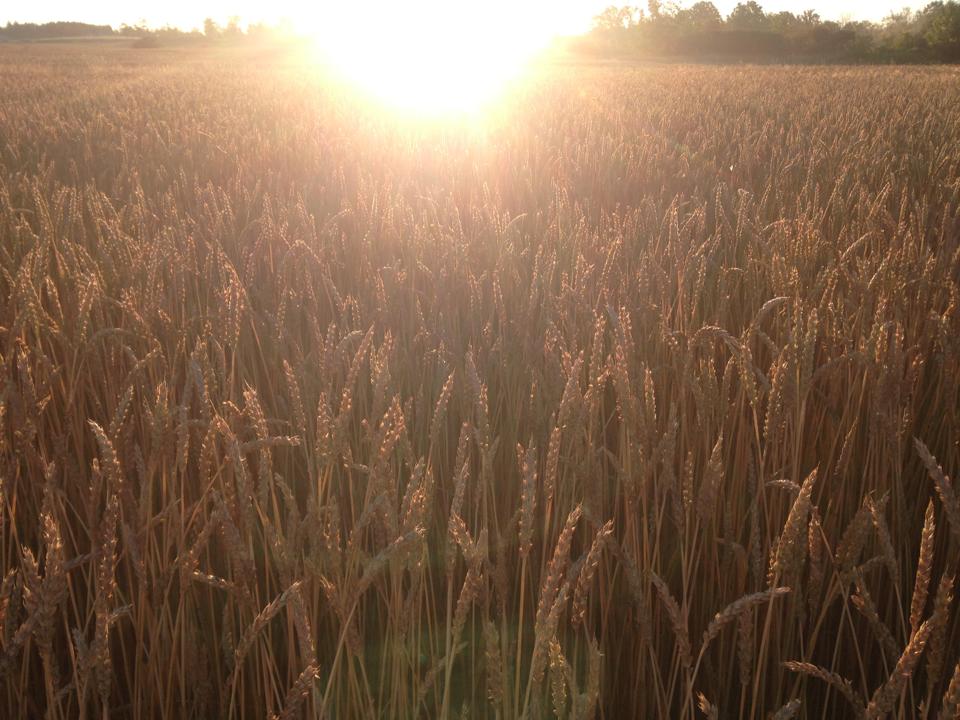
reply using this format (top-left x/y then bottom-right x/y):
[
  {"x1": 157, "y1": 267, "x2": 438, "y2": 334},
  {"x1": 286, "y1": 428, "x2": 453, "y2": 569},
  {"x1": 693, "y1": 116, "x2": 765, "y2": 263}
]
[{"x1": 584, "y1": 1, "x2": 960, "y2": 63}]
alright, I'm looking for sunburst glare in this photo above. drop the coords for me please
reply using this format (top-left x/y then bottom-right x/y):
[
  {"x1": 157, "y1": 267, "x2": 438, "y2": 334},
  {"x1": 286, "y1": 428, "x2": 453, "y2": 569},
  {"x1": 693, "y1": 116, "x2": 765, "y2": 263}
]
[{"x1": 307, "y1": 3, "x2": 559, "y2": 115}]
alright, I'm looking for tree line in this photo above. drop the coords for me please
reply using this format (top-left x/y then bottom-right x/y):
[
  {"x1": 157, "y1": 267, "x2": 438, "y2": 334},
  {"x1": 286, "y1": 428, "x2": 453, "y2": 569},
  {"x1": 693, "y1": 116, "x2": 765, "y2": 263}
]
[
  {"x1": 0, "y1": 22, "x2": 116, "y2": 40},
  {"x1": 0, "y1": 19, "x2": 286, "y2": 44},
  {"x1": 3, "y1": 5, "x2": 960, "y2": 63},
  {"x1": 582, "y1": 1, "x2": 960, "y2": 62}
]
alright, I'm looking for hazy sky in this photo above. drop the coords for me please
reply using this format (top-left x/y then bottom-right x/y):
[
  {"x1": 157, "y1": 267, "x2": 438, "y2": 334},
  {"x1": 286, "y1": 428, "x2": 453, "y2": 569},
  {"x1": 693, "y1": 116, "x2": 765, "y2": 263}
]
[{"x1": 1, "y1": 1, "x2": 930, "y2": 32}]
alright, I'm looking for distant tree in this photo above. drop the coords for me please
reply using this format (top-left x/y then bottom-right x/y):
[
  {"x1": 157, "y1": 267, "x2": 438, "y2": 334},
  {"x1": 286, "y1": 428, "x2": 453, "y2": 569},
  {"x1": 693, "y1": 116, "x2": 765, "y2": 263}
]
[
  {"x1": 769, "y1": 11, "x2": 799, "y2": 32},
  {"x1": 728, "y1": 1, "x2": 769, "y2": 30},
  {"x1": 841, "y1": 20, "x2": 877, "y2": 57},
  {"x1": 203, "y1": 18, "x2": 221, "y2": 38},
  {"x1": 593, "y1": 5, "x2": 642, "y2": 30},
  {"x1": 923, "y1": 1, "x2": 960, "y2": 58},
  {"x1": 678, "y1": 1, "x2": 722, "y2": 29},
  {"x1": 883, "y1": 7, "x2": 916, "y2": 32},
  {"x1": 916, "y1": 0, "x2": 945, "y2": 29},
  {"x1": 247, "y1": 22, "x2": 273, "y2": 40},
  {"x1": 876, "y1": 6, "x2": 926, "y2": 59},
  {"x1": 581, "y1": 0, "x2": 960, "y2": 63},
  {"x1": 0, "y1": 21, "x2": 115, "y2": 39},
  {"x1": 119, "y1": 21, "x2": 149, "y2": 37},
  {"x1": 225, "y1": 16, "x2": 243, "y2": 38},
  {"x1": 659, "y1": 1, "x2": 683, "y2": 17}
]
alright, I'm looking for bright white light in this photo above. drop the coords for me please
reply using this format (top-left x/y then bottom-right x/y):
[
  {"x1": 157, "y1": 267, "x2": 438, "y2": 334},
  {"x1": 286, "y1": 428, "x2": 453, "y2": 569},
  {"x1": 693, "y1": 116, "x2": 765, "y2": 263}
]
[{"x1": 305, "y1": 3, "x2": 559, "y2": 115}]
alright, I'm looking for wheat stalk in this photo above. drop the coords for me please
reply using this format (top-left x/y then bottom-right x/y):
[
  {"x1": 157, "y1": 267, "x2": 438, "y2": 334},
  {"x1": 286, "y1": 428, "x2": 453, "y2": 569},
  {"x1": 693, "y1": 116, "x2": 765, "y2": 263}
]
[{"x1": 865, "y1": 620, "x2": 932, "y2": 719}]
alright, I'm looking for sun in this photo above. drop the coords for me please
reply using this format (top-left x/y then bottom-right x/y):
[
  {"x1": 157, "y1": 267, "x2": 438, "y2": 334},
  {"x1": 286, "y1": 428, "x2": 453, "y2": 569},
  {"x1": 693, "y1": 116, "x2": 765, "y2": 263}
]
[{"x1": 306, "y1": 3, "x2": 559, "y2": 115}]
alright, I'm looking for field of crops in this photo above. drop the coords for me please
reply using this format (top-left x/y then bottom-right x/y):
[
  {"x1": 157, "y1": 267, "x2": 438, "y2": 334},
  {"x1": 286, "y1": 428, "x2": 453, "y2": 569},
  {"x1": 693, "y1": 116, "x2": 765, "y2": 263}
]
[{"x1": 1, "y1": 45, "x2": 959, "y2": 719}]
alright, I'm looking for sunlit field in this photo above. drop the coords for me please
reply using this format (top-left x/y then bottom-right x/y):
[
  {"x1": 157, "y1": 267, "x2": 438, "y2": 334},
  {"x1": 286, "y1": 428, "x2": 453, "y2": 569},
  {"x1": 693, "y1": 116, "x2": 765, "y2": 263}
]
[{"x1": 1, "y1": 44, "x2": 960, "y2": 720}]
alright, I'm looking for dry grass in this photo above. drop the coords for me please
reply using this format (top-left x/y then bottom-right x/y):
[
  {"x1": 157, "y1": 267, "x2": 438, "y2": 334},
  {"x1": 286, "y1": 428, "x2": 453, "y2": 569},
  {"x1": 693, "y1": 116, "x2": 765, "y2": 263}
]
[{"x1": 0, "y1": 45, "x2": 959, "y2": 718}]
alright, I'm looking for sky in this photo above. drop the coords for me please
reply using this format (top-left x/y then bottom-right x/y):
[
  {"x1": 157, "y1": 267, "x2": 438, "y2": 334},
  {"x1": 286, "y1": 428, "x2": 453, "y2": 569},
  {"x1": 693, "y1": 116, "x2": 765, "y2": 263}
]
[{"x1": 1, "y1": 1, "x2": 931, "y2": 33}]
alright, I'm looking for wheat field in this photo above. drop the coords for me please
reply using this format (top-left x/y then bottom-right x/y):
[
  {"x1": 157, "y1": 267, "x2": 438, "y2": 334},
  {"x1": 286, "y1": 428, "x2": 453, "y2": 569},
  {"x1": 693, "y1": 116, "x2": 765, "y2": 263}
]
[{"x1": 1, "y1": 46, "x2": 959, "y2": 719}]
